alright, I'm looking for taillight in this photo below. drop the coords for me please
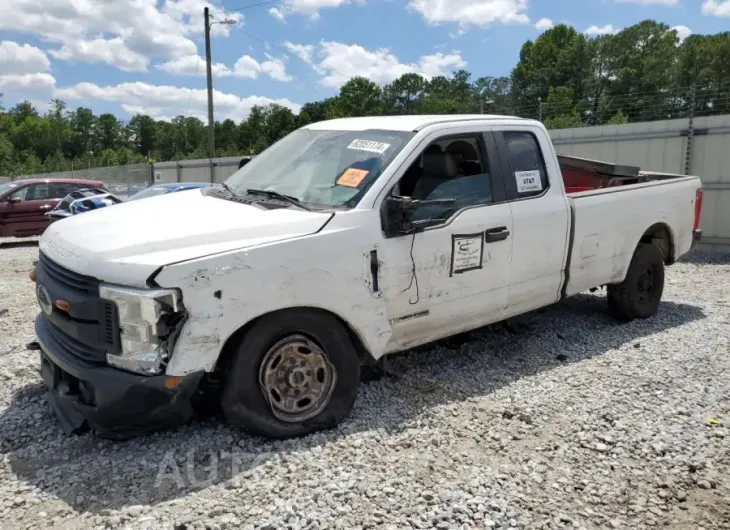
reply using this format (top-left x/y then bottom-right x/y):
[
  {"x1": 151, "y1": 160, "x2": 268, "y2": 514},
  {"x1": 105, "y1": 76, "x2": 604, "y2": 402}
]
[{"x1": 693, "y1": 188, "x2": 703, "y2": 231}]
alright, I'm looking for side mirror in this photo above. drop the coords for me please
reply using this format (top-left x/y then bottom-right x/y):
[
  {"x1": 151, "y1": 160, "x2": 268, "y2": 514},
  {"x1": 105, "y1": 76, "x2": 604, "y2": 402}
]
[
  {"x1": 7, "y1": 197, "x2": 21, "y2": 205},
  {"x1": 381, "y1": 195, "x2": 455, "y2": 237}
]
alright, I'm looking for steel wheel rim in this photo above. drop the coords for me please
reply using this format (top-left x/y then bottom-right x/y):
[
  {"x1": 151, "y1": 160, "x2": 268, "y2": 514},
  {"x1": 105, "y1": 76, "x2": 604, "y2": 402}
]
[{"x1": 258, "y1": 334, "x2": 337, "y2": 423}]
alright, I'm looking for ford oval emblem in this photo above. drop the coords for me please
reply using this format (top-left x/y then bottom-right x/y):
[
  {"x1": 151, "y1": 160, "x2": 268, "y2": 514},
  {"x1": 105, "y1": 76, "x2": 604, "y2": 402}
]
[{"x1": 37, "y1": 284, "x2": 53, "y2": 316}]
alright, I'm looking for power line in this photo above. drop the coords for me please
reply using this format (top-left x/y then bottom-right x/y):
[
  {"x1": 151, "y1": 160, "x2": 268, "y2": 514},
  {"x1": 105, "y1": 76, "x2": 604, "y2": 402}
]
[
  {"x1": 232, "y1": 26, "x2": 353, "y2": 84},
  {"x1": 225, "y1": 0, "x2": 281, "y2": 12}
]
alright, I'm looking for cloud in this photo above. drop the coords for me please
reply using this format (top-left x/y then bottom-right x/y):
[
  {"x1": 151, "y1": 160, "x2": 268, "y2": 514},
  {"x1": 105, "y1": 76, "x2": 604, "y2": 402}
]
[
  {"x1": 162, "y1": 0, "x2": 243, "y2": 36},
  {"x1": 0, "y1": 41, "x2": 55, "y2": 98},
  {"x1": 284, "y1": 42, "x2": 316, "y2": 64},
  {"x1": 584, "y1": 24, "x2": 620, "y2": 36},
  {"x1": 157, "y1": 53, "x2": 292, "y2": 81},
  {"x1": 534, "y1": 18, "x2": 554, "y2": 30},
  {"x1": 0, "y1": 0, "x2": 241, "y2": 72},
  {"x1": 0, "y1": 73, "x2": 56, "y2": 96},
  {"x1": 269, "y1": 7, "x2": 286, "y2": 21},
  {"x1": 0, "y1": 41, "x2": 51, "y2": 74},
  {"x1": 269, "y1": 0, "x2": 363, "y2": 21},
  {"x1": 54, "y1": 81, "x2": 301, "y2": 122},
  {"x1": 286, "y1": 41, "x2": 466, "y2": 88},
  {"x1": 49, "y1": 38, "x2": 149, "y2": 72},
  {"x1": 407, "y1": 0, "x2": 530, "y2": 27},
  {"x1": 702, "y1": 0, "x2": 730, "y2": 16},
  {"x1": 234, "y1": 54, "x2": 293, "y2": 82},
  {"x1": 157, "y1": 54, "x2": 229, "y2": 77},
  {"x1": 615, "y1": 0, "x2": 678, "y2": 4},
  {"x1": 672, "y1": 25, "x2": 692, "y2": 43}
]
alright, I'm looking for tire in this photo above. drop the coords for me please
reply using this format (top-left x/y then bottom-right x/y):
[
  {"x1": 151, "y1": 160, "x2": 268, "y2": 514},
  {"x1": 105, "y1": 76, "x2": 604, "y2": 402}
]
[
  {"x1": 221, "y1": 309, "x2": 360, "y2": 439},
  {"x1": 607, "y1": 243, "x2": 665, "y2": 321}
]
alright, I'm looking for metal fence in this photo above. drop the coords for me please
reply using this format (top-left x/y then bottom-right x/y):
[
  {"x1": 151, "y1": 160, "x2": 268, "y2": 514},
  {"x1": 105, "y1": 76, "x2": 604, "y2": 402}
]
[
  {"x1": 551, "y1": 113, "x2": 730, "y2": 253},
  {"x1": 151, "y1": 156, "x2": 248, "y2": 185}
]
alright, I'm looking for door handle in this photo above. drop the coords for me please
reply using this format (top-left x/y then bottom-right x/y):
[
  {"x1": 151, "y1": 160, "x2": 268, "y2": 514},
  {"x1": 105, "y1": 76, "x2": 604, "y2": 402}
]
[
  {"x1": 40, "y1": 205, "x2": 51, "y2": 209},
  {"x1": 484, "y1": 226, "x2": 510, "y2": 243}
]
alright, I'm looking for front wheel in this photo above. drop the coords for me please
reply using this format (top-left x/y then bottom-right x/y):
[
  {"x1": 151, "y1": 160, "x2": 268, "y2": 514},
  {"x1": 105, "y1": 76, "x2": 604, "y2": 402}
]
[
  {"x1": 221, "y1": 309, "x2": 360, "y2": 439},
  {"x1": 607, "y1": 243, "x2": 665, "y2": 321}
]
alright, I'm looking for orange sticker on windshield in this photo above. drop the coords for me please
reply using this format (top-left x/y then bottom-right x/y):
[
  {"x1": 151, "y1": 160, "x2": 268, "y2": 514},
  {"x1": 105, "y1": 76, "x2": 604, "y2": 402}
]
[{"x1": 336, "y1": 168, "x2": 369, "y2": 188}]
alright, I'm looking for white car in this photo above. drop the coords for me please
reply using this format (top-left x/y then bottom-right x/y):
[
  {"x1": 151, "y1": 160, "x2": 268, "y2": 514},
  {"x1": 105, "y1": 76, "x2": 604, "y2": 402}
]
[{"x1": 31, "y1": 114, "x2": 703, "y2": 440}]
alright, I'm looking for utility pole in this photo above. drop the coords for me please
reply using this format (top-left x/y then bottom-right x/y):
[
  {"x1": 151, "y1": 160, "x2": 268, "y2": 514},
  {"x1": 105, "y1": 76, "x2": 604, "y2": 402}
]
[
  {"x1": 203, "y1": 9, "x2": 235, "y2": 182},
  {"x1": 204, "y1": 6, "x2": 215, "y2": 180}
]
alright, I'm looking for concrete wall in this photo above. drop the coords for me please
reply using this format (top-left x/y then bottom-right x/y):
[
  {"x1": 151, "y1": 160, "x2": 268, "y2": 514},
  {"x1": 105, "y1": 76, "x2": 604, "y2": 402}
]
[{"x1": 550, "y1": 114, "x2": 730, "y2": 252}]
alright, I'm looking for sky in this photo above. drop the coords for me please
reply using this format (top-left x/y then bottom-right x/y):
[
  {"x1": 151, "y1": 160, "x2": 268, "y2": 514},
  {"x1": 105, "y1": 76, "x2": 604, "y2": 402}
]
[{"x1": 0, "y1": 0, "x2": 728, "y2": 123}]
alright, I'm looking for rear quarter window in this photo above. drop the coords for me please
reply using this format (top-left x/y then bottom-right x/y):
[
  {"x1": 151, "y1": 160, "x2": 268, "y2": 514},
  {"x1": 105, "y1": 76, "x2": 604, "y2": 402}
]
[{"x1": 501, "y1": 131, "x2": 549, "y2": 200}]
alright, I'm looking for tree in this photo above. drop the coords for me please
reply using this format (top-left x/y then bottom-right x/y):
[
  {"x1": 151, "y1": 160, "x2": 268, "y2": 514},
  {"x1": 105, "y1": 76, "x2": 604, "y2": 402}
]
[
  {"x1": 1, "y1": 19, "x2": 729, "y2": 179},
  {"x1": 337, "y1": 77, "x2": 383, "y2": 117},
  {"x1": 543, "y1": 86, "x2": 582, "y2": 129},
  {"x1": 128, "y1": 114, "x2": 155, "y2": 156},
  {"x1": 95, "y1": 114, "x2": 121, "y2": 151}
]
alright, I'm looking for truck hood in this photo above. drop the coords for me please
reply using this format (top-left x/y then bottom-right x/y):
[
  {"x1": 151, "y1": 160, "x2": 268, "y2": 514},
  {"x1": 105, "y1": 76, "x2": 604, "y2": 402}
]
[{"x1": 40, "y1": 188, "x2": 333, "y2": 287}]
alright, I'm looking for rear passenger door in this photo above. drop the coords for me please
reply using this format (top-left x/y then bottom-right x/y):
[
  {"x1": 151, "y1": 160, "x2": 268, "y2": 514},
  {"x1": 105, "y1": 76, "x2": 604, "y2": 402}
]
[
  {"x1": 492, "y1": 127, "x2": 571, "y2": 316},
  {"x1": 53, "y1": 183, "x2": 81, "y2": 199}
]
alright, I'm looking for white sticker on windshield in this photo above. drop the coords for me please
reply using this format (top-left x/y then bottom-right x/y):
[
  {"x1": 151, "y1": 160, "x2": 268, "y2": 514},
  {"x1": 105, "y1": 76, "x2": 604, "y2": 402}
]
[
  {"x1": 347, "y1": 139, "x2": 391, "y2": 155},
  {"x1": 515, "y1": 170, "x2": 542, "y2": 193}
]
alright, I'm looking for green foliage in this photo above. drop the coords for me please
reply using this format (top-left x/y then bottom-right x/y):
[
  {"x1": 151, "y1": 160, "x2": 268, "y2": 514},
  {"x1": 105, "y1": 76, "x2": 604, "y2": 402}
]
[
  {"x1": 1, "y1": 20, "x2": 729, "y2": 178},
  {"x1": 607, "y1": 110, "x2": 629, "y2": 125}
]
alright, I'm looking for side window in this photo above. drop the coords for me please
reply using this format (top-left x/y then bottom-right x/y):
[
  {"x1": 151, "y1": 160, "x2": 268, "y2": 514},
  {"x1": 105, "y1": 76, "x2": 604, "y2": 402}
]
[
  {"x1": 396, "y1": 135, "x2": 493, "y2": 224},
  {"x1": 10, "y1": 183, "x2": 52, "y2": 201},
  {"x1": 8, "y1": 186, "x2": 29, "y2": 201},
  {"x1": 502, "y1": 131, "x2": 549, "y2": 200},
  {"x1": 53, "y1": 183, "x2": 80, "y2": 198}
]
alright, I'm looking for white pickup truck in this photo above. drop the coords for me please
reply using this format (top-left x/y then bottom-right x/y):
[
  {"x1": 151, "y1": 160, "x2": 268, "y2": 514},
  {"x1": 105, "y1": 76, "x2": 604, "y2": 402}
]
[{"x1": 31, "y1": 114, "x2": 703, "y2": 440}]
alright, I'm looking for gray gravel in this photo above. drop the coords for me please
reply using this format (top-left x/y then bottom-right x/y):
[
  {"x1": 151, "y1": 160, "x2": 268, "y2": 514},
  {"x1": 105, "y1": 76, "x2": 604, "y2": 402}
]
[{"x1": 1, "y1": 237, "x2": 729, "y2": 530}]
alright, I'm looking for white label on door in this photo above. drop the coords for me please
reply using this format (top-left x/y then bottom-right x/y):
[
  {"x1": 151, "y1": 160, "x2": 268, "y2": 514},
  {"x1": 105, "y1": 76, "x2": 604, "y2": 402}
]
[
  {"x1": 451, "y1": 235, "x2": 483, "y2": 274},
  {"x1": 515, "y1": 170, "x2": 542, "y2": 193},
  {"x1": 347, "y1": 139, "x2": 391, "y2": 155}
]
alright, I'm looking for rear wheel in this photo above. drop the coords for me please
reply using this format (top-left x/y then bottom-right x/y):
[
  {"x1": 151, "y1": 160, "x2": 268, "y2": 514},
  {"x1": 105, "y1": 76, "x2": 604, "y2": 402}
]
[
  {"x1": 221, "y1": 309, "x2": 360, "y2": 439},
  {"x1": 607, "y1": 243, "x2": 665, "y2": 321}
]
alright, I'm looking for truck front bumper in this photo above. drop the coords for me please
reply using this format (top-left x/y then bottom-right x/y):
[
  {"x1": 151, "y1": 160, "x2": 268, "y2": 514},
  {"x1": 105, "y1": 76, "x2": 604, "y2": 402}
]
[
  {"x1": 690, "y1": 229, "x2": 702, "y2": 252},
  {"x1": 36, "y1": 313, "x2": 204, "y2": 440}
]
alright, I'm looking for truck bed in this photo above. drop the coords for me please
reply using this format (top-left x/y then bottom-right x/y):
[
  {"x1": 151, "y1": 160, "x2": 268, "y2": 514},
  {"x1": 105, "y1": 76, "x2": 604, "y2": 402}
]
[
  {"x1": 561, "y1": 166, "x2": 701, "y2": 298},
  {"x1": 558, "y1": 154, "x2": 689, "y2": 195}
]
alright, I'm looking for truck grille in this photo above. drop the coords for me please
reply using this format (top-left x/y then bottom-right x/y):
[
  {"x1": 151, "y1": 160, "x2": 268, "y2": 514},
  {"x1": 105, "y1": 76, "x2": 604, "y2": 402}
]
[
  {"x1": 36, "y1": 252, "x2": 121, "y2": 360},
  {"x1": 39, "y1": 251, "x2": 98, "y2": 294},
  {"x1": 39, "y1": 315, "x2": 107, "y2": 364}
]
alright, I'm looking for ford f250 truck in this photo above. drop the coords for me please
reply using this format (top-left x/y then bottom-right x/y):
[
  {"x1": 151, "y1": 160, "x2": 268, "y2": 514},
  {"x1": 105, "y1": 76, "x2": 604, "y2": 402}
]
[{"x1": 31, "y1": 115, "x2": 703, "y2": 440}]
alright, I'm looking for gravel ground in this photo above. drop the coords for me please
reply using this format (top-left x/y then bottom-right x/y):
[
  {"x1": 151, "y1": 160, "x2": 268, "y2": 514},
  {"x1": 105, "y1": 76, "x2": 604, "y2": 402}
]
[{"x1": 1, "y1": 237, "x2": 729, "y2": 530}]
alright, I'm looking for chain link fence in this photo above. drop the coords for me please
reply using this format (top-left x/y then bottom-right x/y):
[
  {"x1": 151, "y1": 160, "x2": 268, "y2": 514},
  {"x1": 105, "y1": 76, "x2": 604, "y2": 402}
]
[{"x1": 0, "y1": 163, "x2": 152, "y2": 197}]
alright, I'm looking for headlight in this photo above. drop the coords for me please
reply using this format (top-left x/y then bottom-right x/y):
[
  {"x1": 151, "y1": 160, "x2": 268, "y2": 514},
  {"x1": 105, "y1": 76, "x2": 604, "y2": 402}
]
[{"x1": 100, "y1": 285, "x2": 186, "y2": 375}]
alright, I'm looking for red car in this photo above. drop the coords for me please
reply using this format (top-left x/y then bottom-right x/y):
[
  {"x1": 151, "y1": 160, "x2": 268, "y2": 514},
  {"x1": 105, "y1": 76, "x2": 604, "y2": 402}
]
[{"x1": 0, "y1": 178, "x2": 106, "y2": 238}]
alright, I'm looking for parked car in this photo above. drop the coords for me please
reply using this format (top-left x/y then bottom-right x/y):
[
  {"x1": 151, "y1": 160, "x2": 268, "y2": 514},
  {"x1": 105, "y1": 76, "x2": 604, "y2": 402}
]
[
  {"x1": 32, "y1": 114, "x2": 703, "y2": 441},
  {"x1": 0, "y1": 178, "x2": 105, "y2": 238},
  {"x1": 126, "y1": 181, "x2": 212, "y2": 201},
  {"x1": 46, "y1": 188, "x2": 123, "y2": 224},
  {"x1": 108, "y1": 184, "x2": 144, "y2": 196}
]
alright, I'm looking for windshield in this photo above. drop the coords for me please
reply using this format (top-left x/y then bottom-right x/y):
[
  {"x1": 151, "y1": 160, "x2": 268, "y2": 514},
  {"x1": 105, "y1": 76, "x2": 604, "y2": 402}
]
[
  {"x1": 0, "y1": 182, "x2": 19, "y2": 198},
  {"x1": 224, "y1": 128, "x2": 415, "y2": 208},
  {"x1": 128, "y1": 185, "x2": 172, "y2": 201}
]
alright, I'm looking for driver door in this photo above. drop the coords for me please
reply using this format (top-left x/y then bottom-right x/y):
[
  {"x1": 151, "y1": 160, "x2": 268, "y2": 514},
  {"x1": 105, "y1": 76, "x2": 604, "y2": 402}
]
[
  {"x1": 4, "y1": 182, "x2": 57, "y2": 236},
  {"x1": 376, "y1": 128, "x2": 513, "y2": 351}
]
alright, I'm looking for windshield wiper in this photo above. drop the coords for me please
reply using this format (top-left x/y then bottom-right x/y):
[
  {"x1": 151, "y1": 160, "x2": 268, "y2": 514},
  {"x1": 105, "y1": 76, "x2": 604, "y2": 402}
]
[
  {"x1": 245, "y1": 188, "x2": 312, "y2": 211},
  {"x1": 219, "y1": 182, "x2": 237, "y2": 196}
]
